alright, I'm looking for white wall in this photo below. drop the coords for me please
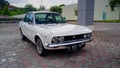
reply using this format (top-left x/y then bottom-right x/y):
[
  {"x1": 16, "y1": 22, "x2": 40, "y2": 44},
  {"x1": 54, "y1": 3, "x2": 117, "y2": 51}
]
[
  {"x1": 94, "y1": 0, "x2": 119, "y2": 20},
  {"x1": 62, "y1": 4, "x2": 77, "y2": 20},
  {"x1": 62, "y1": 0, "x2": 119, "y2": 20}
]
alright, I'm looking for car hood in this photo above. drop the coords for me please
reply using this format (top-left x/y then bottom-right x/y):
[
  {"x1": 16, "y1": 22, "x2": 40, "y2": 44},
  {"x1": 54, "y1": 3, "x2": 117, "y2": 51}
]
[{"x1": 36, "y1": 23, "x2": 92, "y2": 36}]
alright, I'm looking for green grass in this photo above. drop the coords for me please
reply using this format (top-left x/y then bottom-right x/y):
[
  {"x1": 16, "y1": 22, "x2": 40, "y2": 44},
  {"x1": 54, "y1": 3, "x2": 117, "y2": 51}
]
[{"x1": 94, "y1": 20, "x2": 120, "y2": 23}]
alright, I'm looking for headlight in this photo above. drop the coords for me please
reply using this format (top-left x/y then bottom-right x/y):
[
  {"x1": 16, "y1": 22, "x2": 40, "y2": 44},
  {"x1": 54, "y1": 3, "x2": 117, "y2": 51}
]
[
  {"x1": 58, "y1": 37, "x2": 64, "y2": 42},
  {"x1": 52, "y1": 37, "x2": 64, "y2": 44},
  {"x1": 84, "y1": 33, "x2": 92, "y2": 38},
  {"x1": 84, "y1": 34, "x2": 87, "y2": 38},
  {"x1": 87, "y1": 33, "x2": 92, "y2": 37}
]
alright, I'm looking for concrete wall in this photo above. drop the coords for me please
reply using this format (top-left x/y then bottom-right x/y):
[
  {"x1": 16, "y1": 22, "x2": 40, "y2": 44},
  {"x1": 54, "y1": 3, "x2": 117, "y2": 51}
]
[
  {"x1": 62, "y1": 0, "x2": 119, "y2": 20},
  {"x1": 62, "y1": 4, "x2": 77, "y2": 20},
  {"x1": 94, "y1": 0, "x2": 119, "y2": 20}
]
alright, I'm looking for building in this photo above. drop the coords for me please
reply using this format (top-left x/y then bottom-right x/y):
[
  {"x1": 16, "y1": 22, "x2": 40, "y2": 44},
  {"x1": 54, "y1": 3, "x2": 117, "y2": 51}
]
[
  {"x1": 62, "y1": 0, "x2": 119, "y2": 20},
  {"x1": 62, "y1": 4, "x2": 77, "y2": 20},
  {"x1": 8, "y1": 5, "x2": 17, "y2": 10}
]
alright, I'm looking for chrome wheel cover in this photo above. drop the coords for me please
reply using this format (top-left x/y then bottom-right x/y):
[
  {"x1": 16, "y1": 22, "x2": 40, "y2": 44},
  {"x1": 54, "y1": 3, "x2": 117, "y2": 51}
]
[{"x1": 36, "y1": 39, "x2": 43, "y2": 54}]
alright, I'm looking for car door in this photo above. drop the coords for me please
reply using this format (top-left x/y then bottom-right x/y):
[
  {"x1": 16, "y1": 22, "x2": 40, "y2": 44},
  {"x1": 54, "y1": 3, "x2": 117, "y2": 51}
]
[
  {"x1": 21, "y1": 13, "x2": 30, "y2": 37},
  {"x1": 25, "y1": 13, "x2": 35, "y2": 42}
]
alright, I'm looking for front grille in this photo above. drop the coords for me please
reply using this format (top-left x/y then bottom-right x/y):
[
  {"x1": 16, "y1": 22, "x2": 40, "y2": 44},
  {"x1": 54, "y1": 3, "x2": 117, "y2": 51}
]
[{"x1": 64, "y1": 34, "x2": 84, "y2": 42}]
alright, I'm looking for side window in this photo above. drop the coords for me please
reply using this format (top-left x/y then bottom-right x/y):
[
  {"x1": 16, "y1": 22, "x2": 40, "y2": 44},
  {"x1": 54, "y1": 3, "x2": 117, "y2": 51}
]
[
  {"x1": 55, "y1": 15, "x2": 62, "y2": 21},
  {"x1": 24, "y1": 13, "x2": 29, "y2": 22},
  {"x1": 47, "y1": 14, "x2": 55, "y2": 23},
  {"x1": 54, "y1": 14, "x2": 63, "y2": 23}
]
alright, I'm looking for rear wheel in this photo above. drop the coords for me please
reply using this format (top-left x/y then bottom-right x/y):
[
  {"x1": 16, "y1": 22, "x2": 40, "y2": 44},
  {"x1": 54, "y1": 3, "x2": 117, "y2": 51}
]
[
  {"x1": 36, "y1": 38, "x2": 46, "y2": 56},
  {"x1": 20, "y1": 29, "x2": 27, "y2": 40}
]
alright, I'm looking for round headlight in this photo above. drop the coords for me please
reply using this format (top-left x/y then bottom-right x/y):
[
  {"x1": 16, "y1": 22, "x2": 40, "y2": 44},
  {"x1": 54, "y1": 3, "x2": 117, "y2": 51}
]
[
  {"x1": 58, "y1": 37, "x2": 64, "y2": 43},
  {"x1": 84, "y1": 33, "x2": 92, "y2": 38},
  {"x1": 87, "y1": 33, "x2": 91, "y2": 37},
  {"x1": 52, "y1": 37, "x2": 64, "y2": 44},
  {"x1": 84, "y1": 34, "x2": 87, "y2": 38},
  {"x1": 52, "y1": 37, "x2": 59, "y2": 44}
]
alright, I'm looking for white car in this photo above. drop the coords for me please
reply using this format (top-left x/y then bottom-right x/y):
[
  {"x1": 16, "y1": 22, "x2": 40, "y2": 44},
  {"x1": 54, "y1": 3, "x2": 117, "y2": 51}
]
[{"x1": 19, "y1": 11, "x2": 92, "y2": 56}]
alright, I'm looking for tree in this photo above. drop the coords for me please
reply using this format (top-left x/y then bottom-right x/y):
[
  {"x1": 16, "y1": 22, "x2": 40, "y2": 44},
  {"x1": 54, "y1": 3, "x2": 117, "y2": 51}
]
[
  {"x1": 109, "y1": 0, "x2": 120, "y2": 20},
  {"x1": 24, "y1": 4, "x2": 37, "y2": 12},
  {"x1": 74, "y1": 8, "x2": 78, "y2": 16},
  {"x1": 50, "y1": 5, "x2": 62, "y2": 14},
  {"x1": 10, "y1": 8, "x2": 26, "y2": 16},
  {"x1": 2, "y1": 5, "x2": 10, "y2": 16},
  {"x1": 38, "y1": 5, "x2": 46, "y2": 11},
  {"x1": 0, "y1": 0, "x2": 9, "y2": 9},
  {"x1": 59, "y1": 4, "x2": 65, "y2": 7},
  {"x1": 0, "y1": 9, "x2": 2, "y2": 15}
]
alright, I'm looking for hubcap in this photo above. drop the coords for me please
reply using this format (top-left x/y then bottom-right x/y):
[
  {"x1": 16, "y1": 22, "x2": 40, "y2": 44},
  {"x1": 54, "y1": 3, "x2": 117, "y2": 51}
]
[{"x1": 36, "y1": 39, "x2": 42, "y2": 54}]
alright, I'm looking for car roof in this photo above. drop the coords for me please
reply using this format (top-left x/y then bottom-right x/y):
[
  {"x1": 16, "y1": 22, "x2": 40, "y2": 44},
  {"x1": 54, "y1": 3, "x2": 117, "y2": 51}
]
[{"x1": 28, "y1": 11, "x2": 59, "y2": 14}]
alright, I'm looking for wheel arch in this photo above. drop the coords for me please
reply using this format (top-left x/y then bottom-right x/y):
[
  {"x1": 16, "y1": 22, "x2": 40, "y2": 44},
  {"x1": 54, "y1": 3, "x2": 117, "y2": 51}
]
[
  {"x1": 19, "y1": 27, "x2": 23, "y2": 33},
  {"x1": 19, "y1": 28, "x2": 21, "y2": 31},
  {"x1": 34, "y1": 34, "x2": 46, "y2": 48},
  {"x1": 34, "y1": 34, "x2": 44, "y2": 45},
  {"x1": 35, "y1": 35, "x2": 40, "y2": 43}
]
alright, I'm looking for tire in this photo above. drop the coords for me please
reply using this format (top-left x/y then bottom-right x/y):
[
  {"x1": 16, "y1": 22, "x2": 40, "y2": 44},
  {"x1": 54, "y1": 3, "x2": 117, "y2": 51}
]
[
  {"x1": 36, "y1": 38, "x2": 46, "y2": 56},
  {"x1": 80, "y1": 44, "x2": 86, "y2": 49},
  {"x1": 20, "y1": 29, "x2": 27, "y2": 40}
]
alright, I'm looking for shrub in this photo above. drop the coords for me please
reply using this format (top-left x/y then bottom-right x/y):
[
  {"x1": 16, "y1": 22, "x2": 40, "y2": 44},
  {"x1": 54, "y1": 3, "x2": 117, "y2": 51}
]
[
  {"x1": 0, "y1": 9, "x2": 2, "y2": 15},
  {"x1": 2, "y1": 5, "x2": 10, "y2": 16},
  {"x1": 50, "y1": 5, "x2": 62, "y2": 14}
]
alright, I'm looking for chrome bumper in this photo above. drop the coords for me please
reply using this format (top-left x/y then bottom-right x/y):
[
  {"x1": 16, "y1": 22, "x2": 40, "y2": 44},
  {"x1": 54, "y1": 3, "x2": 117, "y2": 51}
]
[{"x1": 47, "y1": 38, "x2": 92, "y2": 48}]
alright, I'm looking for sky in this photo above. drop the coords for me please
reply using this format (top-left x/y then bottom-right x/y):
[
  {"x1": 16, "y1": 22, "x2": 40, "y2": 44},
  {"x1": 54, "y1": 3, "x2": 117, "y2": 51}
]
[{"x1": 7, "y1": 0, "x2": 78, "y2": 9}]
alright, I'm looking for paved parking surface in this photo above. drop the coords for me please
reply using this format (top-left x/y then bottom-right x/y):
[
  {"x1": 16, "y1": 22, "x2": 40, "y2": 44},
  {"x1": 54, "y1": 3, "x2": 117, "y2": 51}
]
[{"x1": 0, "y1": 23, "x2": 120, "y2": 68}]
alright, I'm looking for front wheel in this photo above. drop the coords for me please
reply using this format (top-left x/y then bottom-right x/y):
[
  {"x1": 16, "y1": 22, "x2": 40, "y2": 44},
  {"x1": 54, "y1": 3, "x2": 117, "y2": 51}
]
[
  {"x1": 36, "y1": 38, "x2": 46, "y2": 56},
  {"x1": 80, "y1": 44, "x2": 86, "y2": 49}
]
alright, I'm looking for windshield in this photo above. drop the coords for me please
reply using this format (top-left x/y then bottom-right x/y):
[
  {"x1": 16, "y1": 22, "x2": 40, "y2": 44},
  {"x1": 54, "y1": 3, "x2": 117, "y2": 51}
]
[{"x1": 35, "y1": 13, "x2": 66, "y2": 24}]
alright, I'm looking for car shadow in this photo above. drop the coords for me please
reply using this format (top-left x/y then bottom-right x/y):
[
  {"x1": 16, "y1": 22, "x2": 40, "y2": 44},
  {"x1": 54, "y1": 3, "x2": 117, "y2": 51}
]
[{"x1": 22, "y1": 38, "x2": 87, "y2": 58}]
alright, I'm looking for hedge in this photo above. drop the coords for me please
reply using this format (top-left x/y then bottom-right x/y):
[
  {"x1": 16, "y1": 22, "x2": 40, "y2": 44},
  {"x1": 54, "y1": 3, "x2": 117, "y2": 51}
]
[{"x1": 0, "y1": 17, "x2": 23, "y2": 23}]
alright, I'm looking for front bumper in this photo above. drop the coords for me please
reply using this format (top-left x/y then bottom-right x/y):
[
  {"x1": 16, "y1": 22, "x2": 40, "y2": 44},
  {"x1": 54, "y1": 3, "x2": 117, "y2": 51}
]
[{"x1": 47, "y1": 38, "x2": 92, "y2": 48}]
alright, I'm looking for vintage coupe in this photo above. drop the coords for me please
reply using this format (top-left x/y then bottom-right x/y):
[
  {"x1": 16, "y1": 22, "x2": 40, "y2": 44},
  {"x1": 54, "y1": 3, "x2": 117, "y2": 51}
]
[{"x1": 19, "y1": 11, "x2": 92, "y2": 56}]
